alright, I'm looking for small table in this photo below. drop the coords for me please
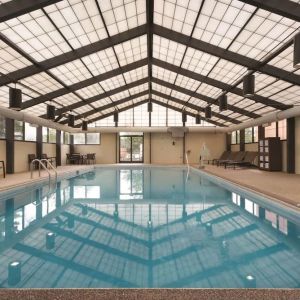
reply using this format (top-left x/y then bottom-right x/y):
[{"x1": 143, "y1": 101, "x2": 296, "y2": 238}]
[{"x1": 0, "y1": 160, "x2": 5, "y2": 178}]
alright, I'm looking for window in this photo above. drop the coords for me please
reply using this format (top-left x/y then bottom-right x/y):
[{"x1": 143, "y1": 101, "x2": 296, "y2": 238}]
[
  {"x1": 42, "y1": 127, "x2": 48, "y2": 142},
  {"x1": 152, "y1": 103, "x2": 167, "y2": 126},
  {"x1": 48, "y1": 128, "x2": 56, "y2": 143},
  {"x1": 64, "y1": 132, "x2": 70, "y2": 144},
  {"x1": 24, "y1": 123, "x2": 36, "y2": 141},
  {"x1": 231, "y1": 131, "x2": 237, "y2": 144},
  {"x1": 167, "y1": 109, "x2": 182, "y2": 126},
  {"x1": 265, "y1": 120, "x2": 286, "y2": 140},
  {"x1": 74, "y1": 133, "x2": 100, "y2": 144},
  {"x1": 245, "y1": 127, "x2": 252, "y2": 143},
  {"x1": 14, "y1": 120, "x2": 23, "y2": 140},
  {"x1": 245, "y1": 127, "x2": 258, "y2": 143},
  {"x1": 265, "y1": 122, "x2": 276, "y2": 138},
  {"x1": 278, "y1": 119, "x2": 287, "y2": 140},
  {"x1": 74, "y1": 133, "x2": 85, "y2": 144},
  {"x1": 0, "y1": 116, "x2": 5, "y2": 139},
  {"x1": 86, "y1": 133, "x2": 100, "y2": 144},
  {"x1": 134, "y1": 103, "x2": 149, "y2": 126}
]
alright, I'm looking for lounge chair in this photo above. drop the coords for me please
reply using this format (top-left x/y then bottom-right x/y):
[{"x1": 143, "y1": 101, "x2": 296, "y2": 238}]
[
  {"x1": 0, "y1": 160, "x2": 5, "y2": 178},
  {"x1": 206, "y1": 151, "x2": 230, "y2": 165},
  {"x1": 217, "y1": 151, "x2": 242, "y2": 166},
  {"x1": 224, "y1": 152, "x2": 258, "y2": 169}
]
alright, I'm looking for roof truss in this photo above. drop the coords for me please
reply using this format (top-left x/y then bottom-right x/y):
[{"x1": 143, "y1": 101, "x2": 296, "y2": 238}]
[
  {"x1": 153, "y1": 25, "x2": 299, "y2": 86},
  {"x1": 238, "y1": 0, "x2": 300, "y2": 22},
  {"x1": 0, "y1": 0, "x2": 62, "y2": 22},
  {"x1": 153, "y1": 59, "x2": 291, "y2": 110}
]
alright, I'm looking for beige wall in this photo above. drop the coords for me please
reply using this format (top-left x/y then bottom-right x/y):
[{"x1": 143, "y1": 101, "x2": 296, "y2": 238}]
[
  {"x1": 231, "y1": 144, "x2": 240, "y2": 152},
  {"x1": 185, "y1": 132, "x2": 226, "y2": 164},
  {"x1": 61, "y1": 144, "x2": 70, "y2": 166},
  {"x1": 296, "y1": 117, "x2": 300, "y2": 174},
  {"x1": 74, "y1": 133, "x2": 117, "y2": 164},
  {"x1": 0, "y1": 140, "x2": 6, "y2": 168},
  {"x1": 144, "y1": 133, "x2": 150, "y2": 163},
  {"x1": 151, "y1": 133, "x2": 184, "y2": 164},
  {"x1": 43, "y1": 143, "x2": 56, "y2": 158},
  {"x1": 14, "y1": 141, "x2": 36, "y2": 173}
]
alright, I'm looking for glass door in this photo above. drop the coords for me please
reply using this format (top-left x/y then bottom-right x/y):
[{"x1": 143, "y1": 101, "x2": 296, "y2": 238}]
[{"x1": 119, "y1": 133, "x2": 143, "y2": 163}]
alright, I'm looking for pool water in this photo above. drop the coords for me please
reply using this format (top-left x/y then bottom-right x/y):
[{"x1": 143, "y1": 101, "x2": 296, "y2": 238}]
[{"x1": 0, "y1": 166, "x2": 299, "y2": 288}]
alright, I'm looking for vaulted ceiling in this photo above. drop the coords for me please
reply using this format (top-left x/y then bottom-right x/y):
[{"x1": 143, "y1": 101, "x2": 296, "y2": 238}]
[{"x1": 0, "y1": 0, "x2": 300, "y2": 127}]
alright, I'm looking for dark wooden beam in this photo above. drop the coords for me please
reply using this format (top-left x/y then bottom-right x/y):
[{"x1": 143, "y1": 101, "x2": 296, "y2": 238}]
[
  {"x1": 23, "y1": 59, "x2": 147, "y2": 110},
  {"x1": 0, "y1": 0, "x2": 62, "y2": 22},
  {"x1": 238, "y1": 0, "x2": 300, "y2": 22},
  {"x1": 152, "y1": 77, "x2": 259, "y2": 119},
  {"x1": 153, "y1": 59, "x2": 292, "y2": 110},
  {"x1": 60, "y1": 90, "x2": 149, "y2": 124},
  {"x1": 0, "y1": 25, "x2": 147, "y2": 86},
  {"x1": 153, "y1": 25, "x2": 299, "y2": 86},
  {"x1": 152, "y1": 90, "x2": 239, "y2": 124}
]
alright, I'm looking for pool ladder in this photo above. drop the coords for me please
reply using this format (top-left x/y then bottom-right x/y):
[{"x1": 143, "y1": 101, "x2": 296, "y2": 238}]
[
  {"x1": 185, "y1": 151, "x2": 190, "y2": 183},
  {"x1": 30, "y1": 159, "x2": 58, "y2": 185}
]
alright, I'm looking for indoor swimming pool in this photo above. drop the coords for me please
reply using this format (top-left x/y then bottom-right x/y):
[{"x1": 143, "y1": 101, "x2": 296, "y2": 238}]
[{"x1": 0, "y1": 166, "x2": 299, "y2": 288}]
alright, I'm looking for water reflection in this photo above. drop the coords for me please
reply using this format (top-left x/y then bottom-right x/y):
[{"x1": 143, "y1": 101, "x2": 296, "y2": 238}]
[{"x1": 0, "y1": 167, "x2": 299, "y2": 288}]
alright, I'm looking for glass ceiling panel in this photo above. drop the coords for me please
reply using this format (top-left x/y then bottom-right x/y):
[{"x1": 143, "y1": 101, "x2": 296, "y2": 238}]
[
  {"x1": 188, "y1": 97, "x2": 207, "y2": 107},
  {"x1": 44, "y1": 0, "x2": 108, "y2": 49},
  {"x1": 49, "y1": 59, "x2": 92, "y2": 85},
  {"x1": 153, "y1": 35, "x2": 186, "y2": 66},
  {"x1": 20, "y1": 72, "x2": 63, "y2": 94},
  {"x1": 128, "y1": 83, "x2": 148, "y2": 95},
  {"x1": 93, "y1": 97, "x2": 112, "y2": 108},
  {"x1": 152, "y1": 65, "x2": 177, "y2": 83},
  {"x1": 151, "y1": 103, "x2": 167, "y2": 126},
  {"x1": 154, "y1": 0, "x2": 203, "y2": 36},
  {"x1": 170, "y1": 90, "x2": 190, "y2": 102},
  {"x1": 152, "y1": 83, "x2": 172, "y2": 95},
  {"x1": 208, "y1": 59, "x2": 247, "y2": 85},
  {"x1": 0, "y1": 10, "x2": 72, "y2": 61},
  {"x1": 95, "y1": 115, "x2": 115, "y2": 127},
  {"x1": 81, "y1": 48, "x2": 119, "y2": 76},
  {"x1": 0, "y1": 86, "x2": 9, "y2": 107},
  {"x1": 0, "y1": 41, "x2": 32, "y2": 74},
  {"x1": 98, "y1": 0, "x2": 146, "y2": 36},
  {"x1": 23, "y1": 103, "x2": 47, "y2": 116},
  {"x1": 100, "y1": 74, "x2": 125, "y2": 91},
  {"x1": 110, "y1": 90, "x2": 130, "y2": 102},
  {"x1": 268, "y1": 46, "x2": 300, "y2": 75},
  {"x1": 114, "y1": 35, "x2": 147, "y2": 66},
  {"x1": 174, "y1": 74, "x2": 200, "y2": 91},
  {"x1": 123, "y1": 66, "x2": 148, "y2": 83},
  {"x1": 76, "y1": 83, "x2": 105, "y2": 99},
  {"x1": 52, "y1": 92, "x2": 82, "y2": 106},
  {"x1": 181, "y1": 47, "x2": 219, "y2": 76},
  {"x1": 228, "y1": 8, "x2": 300, "y2": 61},
  {"x1": 196, "y1": 83, "x2": 221, "y2": 98},
  {"x1": 269, "y1": 86, "x2": 300, "y2": 105},
  {"x1": 192, "y1": 0, "x2": 256, "y2": 49}
]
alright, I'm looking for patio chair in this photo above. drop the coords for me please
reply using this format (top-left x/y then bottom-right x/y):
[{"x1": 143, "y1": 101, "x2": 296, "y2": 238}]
[
  {"x1": 224, "y1": 152, "x2": 258, "y2": 169},
  {"x1": 86, "y1": 153, "x2": 96, "y2": 164},
  {"x1": 206, "y1": 151, "x2": 230, "y2": 165},
  {"x1": 217, "y1": 151, "x2": 240, "y2": 166},
  {"x1": 28, "y1": 154, "x2": 38, "y2": 170}
]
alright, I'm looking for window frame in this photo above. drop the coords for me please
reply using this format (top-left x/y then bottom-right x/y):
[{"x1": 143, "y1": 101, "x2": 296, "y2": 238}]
[{"x1": 73, "y1": 133, "x2": 101, "y2": 145}]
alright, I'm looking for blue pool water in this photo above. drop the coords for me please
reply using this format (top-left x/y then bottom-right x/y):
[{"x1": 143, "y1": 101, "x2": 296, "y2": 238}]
[{"x1": 0, "y1": 166, "x2": 299, "y2": 288}]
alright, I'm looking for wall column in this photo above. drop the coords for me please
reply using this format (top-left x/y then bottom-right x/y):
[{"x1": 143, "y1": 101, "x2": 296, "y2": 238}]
[
  {"x1": 240, "y1": 129, "x2": 245, "y2": 151},
  {"x1": 5, "y1": 118, "x2": 14, "y2": 174},
  {"x1": 226, "y1": 133, "x2": 231, "y2": 151},
  {"x1": 258, "y1": 125, "x2": 265, "y2": 140},
  {"x1": 287, "y1": 117, "x2": 295, "y2": 174},
  {"x1": 56, "y1": 130, "x2": 61, "y2": 166},
  {"x1": 70, "y1": 134, "x2": 74, "y2": 154},
  {"x1": 36, "y1": 126, "x2": 43, "y2": 159}
]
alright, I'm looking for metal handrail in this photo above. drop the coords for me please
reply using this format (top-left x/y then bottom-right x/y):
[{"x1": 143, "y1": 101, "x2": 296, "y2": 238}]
[
  {"x1": 41, "y1": 159, "x2": 57, "y2": 180},
  {"x1": 185, "y1": 152, "x2": 190, "y2": 183}
]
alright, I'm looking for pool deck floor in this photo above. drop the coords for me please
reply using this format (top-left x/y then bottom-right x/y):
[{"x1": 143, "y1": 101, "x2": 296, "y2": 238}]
[
  {"x1": 196, "y1": 164, "x2": 300, "y2": 209},
  {"x1": 0, "y1": 165, "x2": 94, "y2": 192}
]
